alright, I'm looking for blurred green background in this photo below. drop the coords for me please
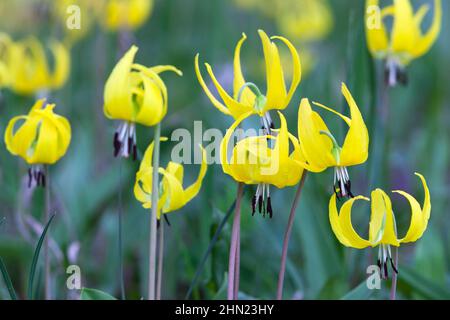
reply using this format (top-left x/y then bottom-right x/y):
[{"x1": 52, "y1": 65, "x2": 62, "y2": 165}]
[{"x1": 0, "y1": 0, "x2": 449, "y2": 300}]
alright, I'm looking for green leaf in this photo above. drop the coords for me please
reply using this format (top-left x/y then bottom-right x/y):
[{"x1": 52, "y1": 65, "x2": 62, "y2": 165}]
[
  {"x1": 399, "y1": 267, "x2": 450, "y2": 300},
  {"x1": 341, "y1": 281, "x2": 373, "y2": 300},
  {"x1": 27, "y1": 215, "x2": 55, "y2": 300},
  {"x1": 212, "y1": 273, "x2": 228, "y2": 300},
  {"x1": 0, "y1": 256, "x2": 17, "y2": 300},
  {"x1": 80, "y1": 288, "x2": 117, "y2": 300}
]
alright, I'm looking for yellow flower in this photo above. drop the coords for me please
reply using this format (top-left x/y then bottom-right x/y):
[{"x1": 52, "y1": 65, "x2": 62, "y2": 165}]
[
  {"x1": 365, "y1": 0, "x2": 441, "y2": 85},
  {"x1": 7, "y1": 37, "x2": 70, "y2": 95},
  {"x1": 103, "y1": 45, "x2": 182, "y2": 159},
  {"x1": 220, "y1": 112, "x2": 305, "y2": 217},
  {"x1": 329, "y1": 173, "x2": 430, "y2": 278},
  {"x1": 4, "y1": 99, "x2": 71, "y2": 186},
  {"x1": 134, "y1": 139, "x2": 207, "y2": 219},
  {"x1": 195, "y1": 30, "x2": 301, "y2": 120},
  {"x1": 297, "y1": 83, "x2": 369, "y2": 199},
  {"x1": 276, "y1": 0, "x2": 333, "y2": 43},
  {"x1": 0, "y1": 33, "x2": 13, "y2": 87},
  {"x1": 102, "y1": 0, "x2": 154, "y2": 31}
]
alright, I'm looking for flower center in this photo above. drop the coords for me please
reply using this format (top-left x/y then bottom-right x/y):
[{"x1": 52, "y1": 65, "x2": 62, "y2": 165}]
[
  {"x1": 252, "y1": 183, "x2": 273, "y2": 218},
  {"x1": 377, "y1": 244, "x2": 398, "y2": 280},
  {"x1": 385, "y1": 58, "x2": 408, "y2": 87},
  {"x1": 113, "y1": 121, "x2": 137, "y2": 160},
  {"x1": 333, "y1": 166, "x2": 354, "y2": 200},
  {"x1": 237, "y1": 82, "x2": 267, "y2": 113},
  {"x1": 28, "y1": 165, "x2": 46, "y2": 188}
]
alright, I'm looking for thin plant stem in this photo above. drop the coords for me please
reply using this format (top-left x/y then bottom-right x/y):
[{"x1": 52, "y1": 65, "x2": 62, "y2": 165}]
[
  {"x1": 118, "y1": 158, "x2": 126, "y2": 300},
  {"x1": 233, "y1": 222, "x2": 240, "y2": 300},
  {"x1": 44, "y1": 165, "x2": 51, "y2": 300},
  {"x1": 390, "y1": 247, "x2": 398, "y2": 300},
  {"x1": 156, "y1": 220, "x2": 165, "y2": 300},
  {"x1": 276, "y1": 171, "x2": 308, "y2": 300},
  {"x1": 227, "y1": 183, "x2": 244, "y2": 300},
  {"x1": 148, "y1": 123, "x2": 161, "y2": 300}
]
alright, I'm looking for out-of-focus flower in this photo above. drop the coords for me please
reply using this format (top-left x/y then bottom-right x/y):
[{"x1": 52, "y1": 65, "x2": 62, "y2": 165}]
[
  {"x1": 4, "y1": 98, "x2": 71, "y2": 186},
  {"x1": 329, "y1": 173, "x2": 430, "y2": 279},
  {"x1": 103, "y1": 45, "x2": 182, "y2": 159},
  {"x1": 365, "y1": 0, "x2": 442, "y2": 86},
  {"x1": 0, "y1": 33, "x2": 13, "y2": 87},
  {"x1": 276, "y1": 0, "x2": 333, "y2": 43},
  {"x1": 220, "y1": 112, "x2": 305, "y2": 218},
  {"x1": 7, "y1": 37, "x2": 70, "y2": 95},
  {"x1": 297, "y1": 83, "x2": 369, "y2": 200},
  {"x1": 134, "y1": 139, "x2": 207, "y2": 219},
  {"x1": 196, "y1": 30, "x2": 301, "y2": 125},
  {"x1": 101, "y1": 0, "x2": 154, "y2": 31}
]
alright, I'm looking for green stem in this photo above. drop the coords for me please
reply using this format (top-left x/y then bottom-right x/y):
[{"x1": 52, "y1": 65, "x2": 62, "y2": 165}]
[
  {"x1": 148, "y1": 123, "x2": 161, "y2": 300},
  {"x1": 44, "y1": 165, "x2": 51, "y2": 300}
]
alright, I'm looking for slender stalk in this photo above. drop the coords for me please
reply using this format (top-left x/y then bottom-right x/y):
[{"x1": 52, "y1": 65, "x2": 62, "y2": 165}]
[
  {"x1": 276, "y1": 171, "x2": 308, "y2": 300},
  {"x1": 118, "y1": 159, "x2": 125, "y2": 300},
  {"x1": 156, "y1": 220, "x2": 165, "y2": 300},
  {"x1": 148, "y1": 123, "x2": 161, "y2": 300},
  {"x1": 44, "y1": 165, "x2": 51, "y2": 300},
  {"x1": 390, "y1": 247, "x2": 398, "y2": 300},
  {"x1": 227, "y1": 183, "x2": 244, "y2": 300},
  {"x1": 233, "y1": 223, "x2": 240, "y2": 300}
]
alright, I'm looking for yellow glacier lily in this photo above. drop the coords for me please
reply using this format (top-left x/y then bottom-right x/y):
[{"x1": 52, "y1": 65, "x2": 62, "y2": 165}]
[
  {"x1": 0, "y1": 33, "x2": 13, "y2": 87},
  {"x1": 221, "y1": 112, "x2": 305, "y2": 217},
  {"x1": 102, "y1": 0, "x2": 154, "y2": 31},
  {"x1": 4, "y1": 99, "x2": 71, "y2": 187},
  {"x1": 365, "y1": 0, "x2": 442, "y2": 86},
  {"x1": 329, "y1": 173, "x2": 430, "y2": 278},
  {"x1": 297, "y1": 83, "x2": 369, "y2": 199},
  {"x1": 134, "y1": 139, "x2": 207, "y2": 220},
  {"x1": 103, "y1": 45, "x2": 182, "y2": 159},
  {"x1": 195, "y1": 30, "x2": 301, "y2": 122},
  {"x1": 8, "y1": 37, "x2": 70, "y2": 95}
]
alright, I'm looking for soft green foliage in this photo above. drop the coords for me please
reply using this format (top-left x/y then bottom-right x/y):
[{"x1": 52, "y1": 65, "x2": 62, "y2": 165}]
[{"x1": 0, "y1": 0, "x2": 449, "y2": 300}]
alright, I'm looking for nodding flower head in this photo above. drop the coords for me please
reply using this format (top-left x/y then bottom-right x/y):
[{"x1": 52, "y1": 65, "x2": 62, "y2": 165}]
[
  {"x1": 220, "y1": 111, "x2": 305, "y2": 218},
  {"x1": 365, "y1": 0, "x2": 442, "y2": 87},
  {"x1": 195, "y1": 29, "x2": 301, "y2": 120},
  {"x1": 329, "y1": 173, "x2": 430, "y2": 279},
  {"x1": 297, "y1": 83, "x2": 369, "y2": 200},
  {"x1": 4, "y1": 99, "x2": 71, "y2": 187},
  {"x1": 103, "y1": 45, "x2": 182, "y2": 159},
  {"x1": 134, "y1": 139, "x2": 208, "y2": 220}
]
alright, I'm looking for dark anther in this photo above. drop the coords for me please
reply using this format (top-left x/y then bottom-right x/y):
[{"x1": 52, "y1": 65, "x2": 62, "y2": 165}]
[
  {"x1": 113, "y1": 132, "x2": 121, "y2": 157},
  {"x1": 132, "y1": 144, "x2": 137, "y2": 161},
  {"x1": 267, "y1": 197, "x2": 273, "y2": 219},
  {"x1": 127, "y1": 136, "x2": 133, "y2": 156},
  {"x1": 333, "y1": 183, "x2": 343, "y2": 201},
  {"x1": 164, "y1": 214, "x2": 171, "y2": 227},
  {"x1": 157, "y1": 219, "x2": 161, "y2": 229},
  {"x1": 269, "y1": 121, "x2": 274, "y2": 130},
  {"x1": 383, "y1": 262, "x2": 389, "y2": 280},
  {"x1": 251, "y1": 196, "x2": 257, "y2": 216},
  {"x1": 345, "y1": 180, "x2": 354, "y2": 198},
  {"x1": 258, "y1": 196, "x2": 263, "y2": 214},
  {"x1": 397, "y1": 69, "x2": 408, "y2": 86},
  {"x1": 377, "y1": 259, "x2": 381, "y2": 271},
  {"x1": 389, "y1": 258, "x2": 398, "y2": 274},
  {"x1": 28, "y1": 169, "x2": 32, "y2": 188},
  {"x1": 41, "y1": 172, "x2": 46, "y2": 188}
]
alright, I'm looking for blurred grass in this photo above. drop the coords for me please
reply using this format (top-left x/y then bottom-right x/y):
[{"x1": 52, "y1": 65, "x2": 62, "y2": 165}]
[{"x1": 0, "y1": 0, "x2": 449, "y2": 300}]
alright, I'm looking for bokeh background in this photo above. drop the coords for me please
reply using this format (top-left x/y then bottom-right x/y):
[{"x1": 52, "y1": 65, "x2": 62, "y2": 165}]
[{"x1": 0, "y1": 0, "x2": 449, "y2": 300}]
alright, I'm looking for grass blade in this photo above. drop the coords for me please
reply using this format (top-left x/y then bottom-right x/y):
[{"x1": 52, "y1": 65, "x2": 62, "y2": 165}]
[
  {"x1": 27, "y1": 214, "x2": 55, "y2": 300},
  {"x1": 185, "y1": 200, "x2": 236, "y2": 299},
  {"x1": 0, "y1": 256, "x2": 17, "y2": 300},
  {"x1": 80, "y1": 288, "x2": 117, "y2": 300}
]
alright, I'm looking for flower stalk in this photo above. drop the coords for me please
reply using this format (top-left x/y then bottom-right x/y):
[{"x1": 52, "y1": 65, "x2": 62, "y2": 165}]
[
  {"x1": 118, "y1": 158, "x2": 125, "y2": 300},
  {"x1": 227, "y1": 183, "x2": 244, "y2": 300},
  {"x1": 390, "y1": 247, "x2": 398, "y2": 300},
  {"x1": 156, "y1": 220, "x2": 165, "y2": 300},
  {"x1": 276, "y1": 171, "x2": 307, "y2": 300},
  {"x1": 148, "y1": 123, "x2": 161, "y2": 300},
  {"x1": 44, "y1": 165, "x2": 51, "y2": 300}
]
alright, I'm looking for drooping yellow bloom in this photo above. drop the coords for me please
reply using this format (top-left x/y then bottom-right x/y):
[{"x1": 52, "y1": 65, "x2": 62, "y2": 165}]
[
  {"x1": 297, "y1": 83, "x2": 369, "y2": 199},
  {"x1": 134, "y1": 139, "x2": 207, "y2": 219},
  {"x1": 276, "y1": 0, "x2": 333, "y2": 43},
  {"x1": 365, "y1": 0, "x2": 441, "y2": 85},
  {"x1": 4, "y1": 99, "x2": 71, "y2": 186},
  {"x1": 195, "y1": 30, "x2": 301, "y2": 120},
  {"x1": 7, "y1": 37, "x2": 70, "y2": 95},
  {"x1": 329, "y1": 173, "x2": 430, "y2": 278},
  {"x1": 101, "y1": 0, "x2": 154, "y2": 31},
  {"x1": 103, "y1": 45, "x2": 182, "y2": 159},
  {"x1": 221, "y1": 112, "x2": 305, "y2": 217}
]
